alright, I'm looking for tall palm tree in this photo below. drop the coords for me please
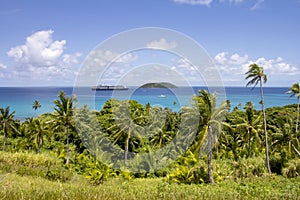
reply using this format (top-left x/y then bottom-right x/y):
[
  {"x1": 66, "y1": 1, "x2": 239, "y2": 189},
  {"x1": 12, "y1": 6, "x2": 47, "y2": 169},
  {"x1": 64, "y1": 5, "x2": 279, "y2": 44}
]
[
  {"x1": 53, "y1": 91, "x2": 76, "y2": 165},
  {"x1": 32, "y1": 100, "x2": 41, "y2": 111},
  {"x1": 245, "y1": 63, "x2": 271, "y2": 173},
  {"x1": 193, "y1": 90, "x2": 228, "y2": 184},
  {"x1": 0, "y1": 107, "x2": 17, "y2": 151},
  {"x1": 287, "y1": 82, "x2": 300, "y2": 133}
]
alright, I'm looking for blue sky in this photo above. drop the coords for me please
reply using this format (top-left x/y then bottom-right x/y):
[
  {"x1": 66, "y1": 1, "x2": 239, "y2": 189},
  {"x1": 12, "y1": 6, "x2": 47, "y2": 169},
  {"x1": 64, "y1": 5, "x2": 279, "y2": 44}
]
[{"x1": 0, "y1": 0, "x2": 299, "y2": 86}]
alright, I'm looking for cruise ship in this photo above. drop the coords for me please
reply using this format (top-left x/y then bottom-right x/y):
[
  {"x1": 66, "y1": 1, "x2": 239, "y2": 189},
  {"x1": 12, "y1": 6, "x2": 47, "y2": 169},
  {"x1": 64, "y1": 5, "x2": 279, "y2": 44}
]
[{"x1": 91, "y1": 85, "x2": 129, "y2": 90}]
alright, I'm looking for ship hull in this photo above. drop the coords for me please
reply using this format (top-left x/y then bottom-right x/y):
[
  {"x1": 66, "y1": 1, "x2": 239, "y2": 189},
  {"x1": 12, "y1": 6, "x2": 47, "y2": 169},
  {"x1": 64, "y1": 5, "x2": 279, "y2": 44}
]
[{"x1": 91, "y1": 85, "x2": 129, "y2": 90}]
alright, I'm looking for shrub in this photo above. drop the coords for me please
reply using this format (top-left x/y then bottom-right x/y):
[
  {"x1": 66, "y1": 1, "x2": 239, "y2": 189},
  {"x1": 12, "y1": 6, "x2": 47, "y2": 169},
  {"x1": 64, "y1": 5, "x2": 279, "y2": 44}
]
[{"x1": 282, "y1": 159, "x2": 300, "y2": 178}]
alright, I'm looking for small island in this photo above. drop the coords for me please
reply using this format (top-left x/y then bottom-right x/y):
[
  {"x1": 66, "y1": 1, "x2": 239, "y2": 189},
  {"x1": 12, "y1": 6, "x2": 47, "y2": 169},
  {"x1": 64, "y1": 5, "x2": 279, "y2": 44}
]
[{"x1": 140, "y1": 82, "x2": 177, "y2": 88}]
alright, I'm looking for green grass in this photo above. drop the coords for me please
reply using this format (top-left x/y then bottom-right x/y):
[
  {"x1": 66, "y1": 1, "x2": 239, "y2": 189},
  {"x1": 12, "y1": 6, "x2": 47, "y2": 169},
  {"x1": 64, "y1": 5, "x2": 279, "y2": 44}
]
[
  {"x1": 1, "y1": 173, "x2": 299, "y2": 200},
  {"x1": 0, "y1": 151, "x2": 73, "y2": 182},
  {"x1": 0, "y1": 151, "x2": 299, "y2": 199}
]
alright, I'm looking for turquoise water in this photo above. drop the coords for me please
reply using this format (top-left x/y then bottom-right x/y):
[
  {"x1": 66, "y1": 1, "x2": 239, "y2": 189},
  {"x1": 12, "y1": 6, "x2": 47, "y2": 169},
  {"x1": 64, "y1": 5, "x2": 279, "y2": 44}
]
[{"x1": 0, "y1": 87, "x2": 295, "y2": 119}]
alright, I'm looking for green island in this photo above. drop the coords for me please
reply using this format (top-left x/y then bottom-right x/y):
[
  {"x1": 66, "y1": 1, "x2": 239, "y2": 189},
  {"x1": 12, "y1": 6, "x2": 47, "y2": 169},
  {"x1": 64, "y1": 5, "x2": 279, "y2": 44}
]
[
  {"x1": 140, "y1": 82, "x2": 177, "y2": 88},
  {"x1": 0, "y1": 65, "x2": 300, "y2": 199}
]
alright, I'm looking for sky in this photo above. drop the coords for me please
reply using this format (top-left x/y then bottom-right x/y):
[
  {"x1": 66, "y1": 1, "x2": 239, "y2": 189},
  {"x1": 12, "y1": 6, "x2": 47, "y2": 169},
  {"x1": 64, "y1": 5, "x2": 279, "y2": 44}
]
[{"x1": 0, "y1": 0, "x2": 300, "y2": 87}]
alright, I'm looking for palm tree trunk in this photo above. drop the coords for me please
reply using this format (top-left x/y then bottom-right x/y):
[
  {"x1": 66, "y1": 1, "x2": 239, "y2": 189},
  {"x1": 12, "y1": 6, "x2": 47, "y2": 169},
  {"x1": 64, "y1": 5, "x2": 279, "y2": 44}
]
[
  {"x1": 37, "y1": 132, "x2": 42, "y2": 153},
  {"x1": 3, "y1": 127, "x2": 6, "y2": 151},
  {"x1": 125, "y1": 136, "x2": 129, "y2": 166},
  {"x1": 296, "y1": 97, "x2": 299, "y2": 133},
  {"x1": 207, "y1": 126, "x2": 215, "y2": 184},
  {"x1": 247, "y1": 137, "x2": 251, "y2": 158},
  {"x1": 247, "y1": 129, "x2": 251, "y2": 158},
  {"x1": 65, "y1": 125, "x2": 69, "y2": 165},
  {"x1": 292, "y1": 143, "x2": 300, "y2": 157},
  {"x1": 260, "y1": 81, "x2": 271, "y2": 173}
]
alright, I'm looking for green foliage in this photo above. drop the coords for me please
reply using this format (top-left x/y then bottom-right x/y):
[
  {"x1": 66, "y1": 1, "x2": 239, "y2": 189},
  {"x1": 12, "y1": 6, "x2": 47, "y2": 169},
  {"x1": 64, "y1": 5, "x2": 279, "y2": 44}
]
[
  {"x1": 84, "y1": 160, "x2": 116, "y2": 185},
  {"x1": 232, "y1": 157, "x2": 268, "y2": 178},
  {"x1": 0, "y1": 151, "x2": 73, "y2": 182},
  {"x1": 168, "y1": 150, "x2": 269, "y2": 185},
  {"x1": 1, "y1": 174, "x2": 299, "y2": 200},
  {"x1": 1, "y1": 89, "x2": 300, "y2": 197},
  {"x1": 282, "y1": 159, "x2": 300, "y2": 178},
  {"x1": 32, "y1": 100, "x2": 41, "y2": 111},
  {"x1": 167, "y1": 150, "x2": 208, "y2": 184},
  {"x1": 0, "y1": 106, "x2": 18, "y2": 151},
  {"x1": 140, "y1": 82, "x2": 177, "y2": 88}
]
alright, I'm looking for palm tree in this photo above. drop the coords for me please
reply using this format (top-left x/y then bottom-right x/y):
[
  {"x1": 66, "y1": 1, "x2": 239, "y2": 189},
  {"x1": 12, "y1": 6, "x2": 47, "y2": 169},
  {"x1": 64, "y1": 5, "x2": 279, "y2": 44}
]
[
  {"x1": 235, "y1": 102, "x2": 263, "y2": 158},
  {"x1": 108, "y1": 101, "x2": 144, "y2": 165},
  {"x1": 193, "y1": 90, "x2": 228, "y2": 184},
  {"x1": 271, "y1": 115, "x2": 300, "y2": 158},
  {"x1": 53, "y1": 91, "x2": 76, "y2": 165},
  {"x1": 287, "y1": 82, "x2": 300, "y2": 133},
  {"x1": 28, "y1": 118, "x2": 49, "y2": 153},
  {"x1": 245, "y1": 63, "x2": 271, "y2": 173},
  {"x1": 0, "y1": 107, "x2": 17, "y2": 151},
  {"x1": 32, "y1": 100, "x2": 41, "y2": 111}
]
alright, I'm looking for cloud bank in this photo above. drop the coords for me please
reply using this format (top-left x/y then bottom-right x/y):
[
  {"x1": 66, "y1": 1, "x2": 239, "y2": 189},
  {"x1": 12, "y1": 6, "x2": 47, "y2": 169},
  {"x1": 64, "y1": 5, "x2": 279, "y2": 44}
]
[{"x1": 214, "y1": 52, "x2": 299, "y2": 85}]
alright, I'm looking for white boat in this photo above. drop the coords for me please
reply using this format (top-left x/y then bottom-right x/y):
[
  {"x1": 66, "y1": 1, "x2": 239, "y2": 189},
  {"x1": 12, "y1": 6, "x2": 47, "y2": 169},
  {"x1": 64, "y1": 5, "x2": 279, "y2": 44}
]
[
  {"x1": 91, "y1": 85, "x2": 129, "y2": 90},
  {"x1": 158, "y1": 94, "x2": 166, "y2": 98}
]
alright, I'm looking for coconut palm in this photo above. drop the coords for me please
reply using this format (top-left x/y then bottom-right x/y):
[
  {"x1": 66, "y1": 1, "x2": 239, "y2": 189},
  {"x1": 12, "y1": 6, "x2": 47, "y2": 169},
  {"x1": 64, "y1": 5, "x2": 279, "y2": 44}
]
[
  {"x1": 193, "y1": 90, "x2": 228, "y2": 184},
  {"x1": 108, "y1": 101, "x2": 144, "y2": 165},
  {"x1": 28, "y1": 118, "x2": 49, "y2": 153},
  {"x1": 52, "y1": 91, "x2": 76, "y2": 165},
  {"x1": 0, "y1": 107, "x2": 17, "y2": 151},
  {"x1": 32, "y1": 100, "x2": 41, "y2": 111},
  {"x1": 287, "y1": 82, "x2": 300, "y2": 133},
  {"x1": 245, "y1": 63, "x2": 271, "y2": 173},
  {"x1": 235, "y1": 102, "x2": 263, "y2": 158},
  {"x1": 271, "y1": 115, "x2": 300, "y2": 158}
]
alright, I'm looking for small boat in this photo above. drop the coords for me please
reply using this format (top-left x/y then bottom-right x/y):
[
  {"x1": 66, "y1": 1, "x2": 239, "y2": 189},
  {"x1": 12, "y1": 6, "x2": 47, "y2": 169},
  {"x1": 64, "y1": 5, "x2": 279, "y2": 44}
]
[
  {"x1": 158, "y1": 94, "x2": 166, "y2": 98},
  {"x1": 91, "y1": 85, "x2": 129, "y2": 90}
]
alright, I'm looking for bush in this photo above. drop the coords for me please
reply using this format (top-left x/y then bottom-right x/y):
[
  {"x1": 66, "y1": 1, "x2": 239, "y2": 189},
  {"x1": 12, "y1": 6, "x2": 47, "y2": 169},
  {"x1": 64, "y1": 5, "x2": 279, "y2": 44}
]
[
  {"x1": 232, "y1": 157, "x2": 268, "y2": 178},
  {"x1": 168, "y1": 152, "x2": 268, "y2": 184},
  {"x1": 282, "y1": 159, "x2": 300, "y2": 178}
]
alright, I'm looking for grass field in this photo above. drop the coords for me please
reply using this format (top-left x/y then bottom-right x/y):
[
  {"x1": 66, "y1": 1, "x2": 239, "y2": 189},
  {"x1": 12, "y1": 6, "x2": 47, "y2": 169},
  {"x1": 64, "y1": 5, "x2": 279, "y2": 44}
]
[
  {"x1": 1, "y1": 172, "x2": 299, "y2": 200},
  {"x1": 0, "y1": 150, "x2": 299, "y2": 199}
]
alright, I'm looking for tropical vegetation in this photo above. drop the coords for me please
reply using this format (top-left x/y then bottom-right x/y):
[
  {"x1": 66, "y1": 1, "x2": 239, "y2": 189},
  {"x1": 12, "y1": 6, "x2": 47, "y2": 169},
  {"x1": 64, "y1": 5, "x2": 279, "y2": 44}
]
[{"x1": 0, "y1": 64, "x2": 300, "y2": 199}]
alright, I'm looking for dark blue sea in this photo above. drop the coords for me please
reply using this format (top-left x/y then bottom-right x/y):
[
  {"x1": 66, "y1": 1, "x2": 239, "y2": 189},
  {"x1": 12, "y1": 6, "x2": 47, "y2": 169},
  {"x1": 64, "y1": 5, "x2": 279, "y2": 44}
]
[{"x1": 0, "y1": 87, "x2": 295, "y2": 120}]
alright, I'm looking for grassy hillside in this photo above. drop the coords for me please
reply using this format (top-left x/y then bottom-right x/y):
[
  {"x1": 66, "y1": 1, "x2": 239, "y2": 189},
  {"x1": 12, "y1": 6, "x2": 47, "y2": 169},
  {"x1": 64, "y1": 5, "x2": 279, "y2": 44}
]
[
  {"x1": 1, "y1": 172, "x2": 299, "y2": 199},
  {"x1": 0, "y1": 152, "x2": 299, "y2": 199}
]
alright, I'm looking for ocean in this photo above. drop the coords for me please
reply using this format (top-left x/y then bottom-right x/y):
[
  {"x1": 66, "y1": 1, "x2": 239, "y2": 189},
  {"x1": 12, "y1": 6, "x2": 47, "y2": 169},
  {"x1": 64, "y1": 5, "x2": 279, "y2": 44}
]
[{"x1": 0, "y1": 87, "x2": 295, "y2": 120}]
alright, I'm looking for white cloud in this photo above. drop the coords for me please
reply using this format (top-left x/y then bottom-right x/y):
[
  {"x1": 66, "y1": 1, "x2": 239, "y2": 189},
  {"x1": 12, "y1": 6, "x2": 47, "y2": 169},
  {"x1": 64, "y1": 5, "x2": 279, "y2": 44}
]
[
  {"x1": 146, "y1": 38, "x2": 177, "y2": 50},
  {"x1": 214, "y1": 52, "x2": 299, "y2": 86},
  {"x1": 174, "y1": 0, "x2": 264, "y2": 10},
  {"x1": 62, "y1": 53, "x2": 82, "y2": 68},
  {"x1": 173, "y1": 0, "x2": 213, "y2": 6},
  {"x1": 251, "y1": 57, "x2": 298, "y2": 74},
  {"x1": 8, "y1": 30, "x2": 65, "y2": 65},
  {"x1": 79, "y1": 49, "x2": 138, "y2": 85},
  {"x1": 229, "y1": 53, "x2": 249, "y2": 65},
  {"x1": 85, "y1": 50, "x2": 137, "y2": 69},
  {"x1": 6, "y1": 30, "x2": 81, "y2": 84},
  {"x1": 215, "y1": 52, "x2": 298, "y2": 75},
  {"x1": 214, "y1": 52, "x2": 228, "y2": 65},
  {"x1": 0, "y1": 60, "x2": 6, "y2": 69},
  {"x1": 220, "y1": 0, "x2": 244, "y2": 4},
  {"x1": 251, "y1": 0, "x2": 264, "y2": 10}
]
